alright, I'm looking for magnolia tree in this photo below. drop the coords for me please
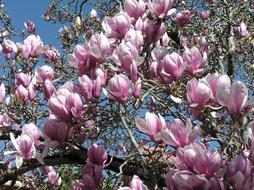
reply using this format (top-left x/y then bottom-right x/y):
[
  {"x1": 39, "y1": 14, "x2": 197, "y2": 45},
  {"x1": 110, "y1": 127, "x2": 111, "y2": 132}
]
[{"x1": 0, "y1": 0, "x2": 254, "y2": 189}]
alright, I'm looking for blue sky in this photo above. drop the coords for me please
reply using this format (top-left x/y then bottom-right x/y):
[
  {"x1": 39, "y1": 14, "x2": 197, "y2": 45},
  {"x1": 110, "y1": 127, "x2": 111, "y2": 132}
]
[{"x1": 5, "y1": 0, "x2": 61, "y2": 47}]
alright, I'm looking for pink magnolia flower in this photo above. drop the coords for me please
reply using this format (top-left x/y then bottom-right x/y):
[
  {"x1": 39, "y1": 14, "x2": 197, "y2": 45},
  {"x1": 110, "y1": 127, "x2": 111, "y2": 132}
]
[
  {"x1": 186, "y1": 78, "x2": 211, "y2": 108},
  {"x1": 90, "y1": 9, "x2": 97, "y2": 18},
  {"x1": 124, "y1": 0, "x2": 146, "y2": 19},
  {"x1": 226, "y1": 154, "x2": 253, "y2": 189},
  {"x1": 2, "y1": 38, "x2": 18, "y2": 59},
  {"x1": 10, "y1": 133, "x2": 35, "y2": 160},
  {"x1": 48, "y1": 95, "x2": 70, "y2": 120},
  {"x1": 176, "y1": 143, "x2": 223, "y2": 178},
  {"x1": 162, "y1": 32, "x2": 170, "y2": 47},
  {"x1": 148, "y1": 0, "x2": 174, "y2": 18},
  {"x1": 118, "y1": 175, "x2": 148, "y2": 190},
  {"x1": 107, "y1": 74, "x2": 133, "y2": 102},
  {"x1": 22, "y1": 34, "x2": 43, "y2": 59},
  {"x1": 142, "y1": 18, "x2": 166, "y2": 43},
  {"x1": 87, "y1": 143, "x2": 107, "y2": 166},
  {"x1": 22, "y1": 123, "x2": 40, "y2": 145},
  {"x1": 174, "y1": 10, "x2": 192, "y2": 25},
  {"x1": 88, "y1": 33, "x2": 111, "y2": 62},
  {"x1": 183, "y1": 46, "x2": 206, "y2": 75},
  {"x1": 158, "y1": 52, "x2": 186, "y2": 83},
  {"x1": 204, "y1": 73, "x2": 230, "y2": 100},
  {"x1": 135, "y1": 112, "x2": 166, "y2": 141},
  {"x1": 0, "y1": 83, "x2": 5, "y2": 103},
  {"x1": 160, "y1": 119, "x2": 200, "y2": 148},
  {"x1": 113, "y1": 42, "x2": 140, "y2": 81},
  {"x1": 15, "y1": 73, "x2": 31, "y2": 87},
  {"x1": 103, "y1": 12, "x2": 131, "y2": 39},
  {"x1": 43, "y1": 48, "x2": 59, "y2": 62},
  {"x1": 82, "y1": 164, "x2": 103, "y2": 190},
  {"x1": 166, "y1": 170, "x2": 224, "y2": 190},
  {"x1": 48, "y1": 169, "x2": 61, "y2": 186},
  {"x1": 35, "y1": 65, "x2": 54, "y2": 83},
  {"x1": 234, "y1": 22, "x2": 250, "y2": 37},
  {"x1": 0, "y1": 113, "x2": 11, "y2": 128},
  {"x1": 216, "y1": 81, "x2": 251, "y2": 114},
  {"x1": 65, "y1": 92, "x2": 84, "y2": 119},
  {"x1": 93, "y1": 68, "x2": 107, "y2": 97},
  {"x1": 199, "y1": 11, "x2": 210, "y2": 20},
  {"x1": 70, "y1": 180, "x2": 86, "y2": 190},
  {"x1": 15, "y1": 85, "x2": 29, "y2": 103},
  {"x1": 43, "y1": 79, "x2": 56, "y2": 99},
  {"x1": 124, "y1": 29, "x2": 144, "y2": 51},
  {"x1": 68, "y1": 44, "x2": 98, "y2": 76},
  {"x1": 24, "y1": 20, "x2": 35, "y2": 33},
  {"x1": 42, "y1": 114, "x2": 68, "y2": 144},
  {"x1": 78, "y1": 75, "x2": 94, "y2": 100}
]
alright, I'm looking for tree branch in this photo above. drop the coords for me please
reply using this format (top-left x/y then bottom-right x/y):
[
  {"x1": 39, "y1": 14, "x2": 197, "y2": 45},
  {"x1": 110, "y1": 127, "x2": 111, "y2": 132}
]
[{"x1": 0, "y1": 147, "x2": 166, "y2": 187}]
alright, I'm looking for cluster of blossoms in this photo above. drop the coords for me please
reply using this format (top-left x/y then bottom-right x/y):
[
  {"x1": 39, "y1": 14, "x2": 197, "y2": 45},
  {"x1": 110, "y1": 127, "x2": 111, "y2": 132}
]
[
  {"x1": 70, "y1": 144, "x2": 108, "y2": 190},
  {"x1": 0, "y1": 0, "x2": 254, "y2": 189},
  {"x1": 170, "y1": 72, "x2": 254, "y2": 117}
]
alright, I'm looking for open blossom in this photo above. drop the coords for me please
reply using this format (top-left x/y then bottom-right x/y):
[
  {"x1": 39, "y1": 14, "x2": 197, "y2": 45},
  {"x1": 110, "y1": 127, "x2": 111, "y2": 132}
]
[
  {"x1": 177, "y1": 143, "x2": 223, "y2": 178},
  {"x1": 148, "y1": 0, "x2": 174, "y2": 18},
  {"x1": 2, "y1": 38, "x2": 18, "y2": 58},
  {"x1": 88, "y1": 33, "x2": 111, "y2": 62},
  {"x1": 226, "y1": 154, "x2": 253, "y2": 189},
  {"x1": 22, "y1": 34, "x2": 43, "y2": 59},
  {"x1": 135, "y1": 112, "x2": 166, "y2": 141},
  {"x1": 113, "y1": 41, "x2": 140, "y2": 81},
  {"x1": 166, "y1": 170, "x2": 224, "y2": 190},
  {"x1": 124, "y1": 0, "x2": 146, "y2": 20},
  {"x1": 124, "y1": 29, "x2": 144, "y2": 51},
  {"x1": 183, "y1": 46, "x2": 206, "y2": 75},
  {"x1": 204, "y1": 73, "x2": 231, "y2": 100},
  {"x1": 43, "y1": 48, "x2": 59, "y2": 61},
  {"x1": 216, "y1": 81, "x2": 252, "y2": 114},
  {"x1": 107, "y1": 74, "x2": 133, "y2": 102},
  {"x1": 158, "y1": 52, "x2": 186, "y2": 83},
  {"x1": 65, "y1": 92, "x2": 84, "y2": 119},
  {"x1": 160, "y1": 119, "x2": 200, "y2": 148},
  {"x1": 35, "y1": 65, "x2": 54, "y2": 83},
  {"x1": 103, "y1": 12, "x2": 131, "y2": 39},
  {"x1": 186, "y1": 78, "x2": 211, "y2": 108},
  {"x1": 10, "y1": 133, "x2": 35, "y2": 160},
  {"x1": 48, "y1": 81, "x2": 79, "y2": 120}
]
